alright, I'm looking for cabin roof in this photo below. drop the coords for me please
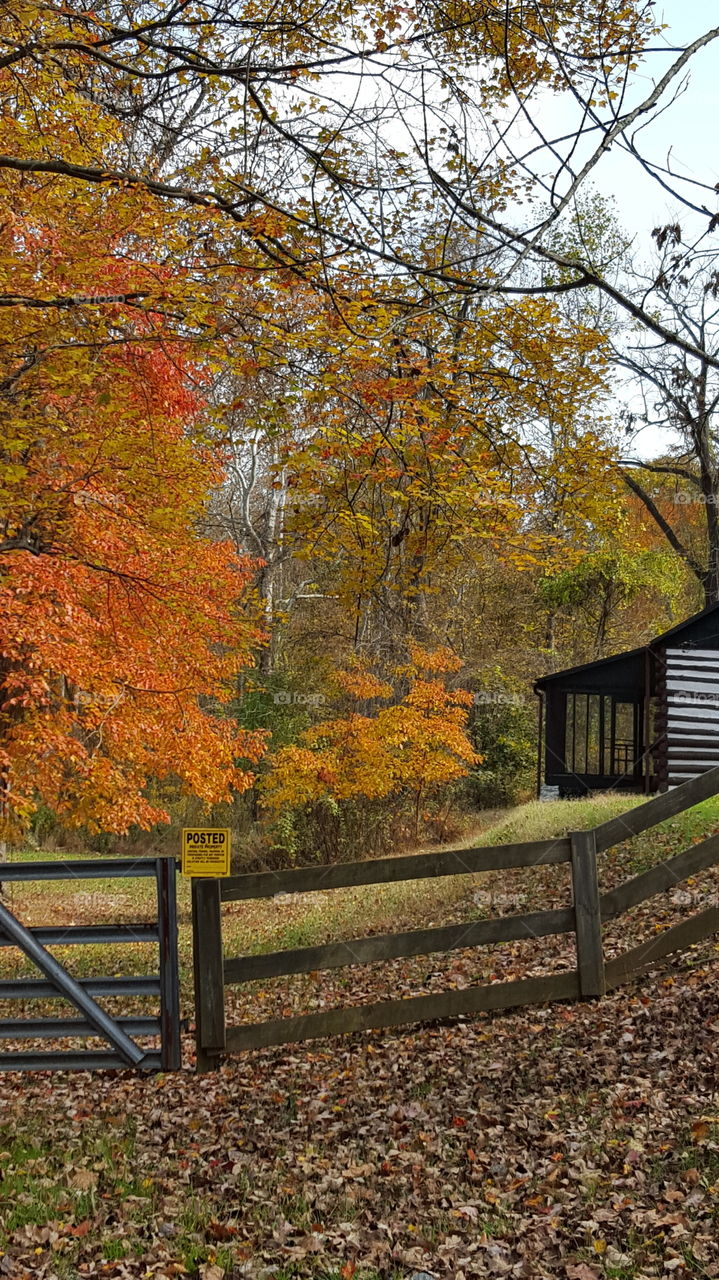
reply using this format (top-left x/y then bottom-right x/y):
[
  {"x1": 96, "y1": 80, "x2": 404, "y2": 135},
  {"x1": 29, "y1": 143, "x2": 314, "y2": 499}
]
[
  {"x1": 653, "y1": 599, "x2": 719, "y2": 648},
  {"x1": 534, "y1": 601, "x2": 719, "y2": 694},
  {"x1": 534, "y1": 647, "x2": 645, "y2": 694}
]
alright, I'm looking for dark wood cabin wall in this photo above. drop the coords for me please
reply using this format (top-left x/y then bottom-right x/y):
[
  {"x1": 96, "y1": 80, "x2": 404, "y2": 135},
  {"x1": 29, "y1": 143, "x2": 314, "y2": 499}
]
[
  {"x1": 653, "y1": 649, "x2": 668, "y2": 793},
  {"x1": 545, "y1": 690, "x2": 567, "y2": 777}
]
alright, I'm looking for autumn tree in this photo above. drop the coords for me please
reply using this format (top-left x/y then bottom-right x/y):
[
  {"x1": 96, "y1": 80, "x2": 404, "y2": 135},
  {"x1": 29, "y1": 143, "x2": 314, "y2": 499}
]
[
  {"x1": 262, "y1": 648, "x2": 480, "y2": 853},
  {"x1": 3, "y1": 0, "x2": 708, "y2": 847},
  {"x1": 2, "y1": 1, "x2": 711, "y2": 360},
  {"x1": 255, "y1": 286, "x2": 615, "y2": 646},
  {"x1": 0, "y1": 167, "x2": 266, "y2": 835}
]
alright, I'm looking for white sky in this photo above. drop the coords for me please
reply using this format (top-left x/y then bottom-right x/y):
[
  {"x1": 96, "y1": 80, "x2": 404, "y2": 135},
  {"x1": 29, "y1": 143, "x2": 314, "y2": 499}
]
[
  {"x1": 592, "y1": 1, "x2": 719, "y2": 248},
  {"x1": 557, "y1": 2, "x2": 719, "y2": 457}
]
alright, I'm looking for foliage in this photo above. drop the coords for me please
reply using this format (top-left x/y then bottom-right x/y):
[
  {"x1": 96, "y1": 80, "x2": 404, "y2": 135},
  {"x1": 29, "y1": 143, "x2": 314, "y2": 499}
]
[
  {"x1": 262, "y1": 648, "x2": 481, "y2": 846},
  {"x1": 0, "y1": 0, "x2": 708, "y2": 842},
  {"x1": 467, "y1": 679, "x2": 536, "y2": 809},
  {"x1": 266, "y1": 794, "x2": 409, "y2": 866},
  {"x1": 0, "y1": 173, "x2": 266, "y2": 833},
  {"x1": 0, "y1": 0, "x2": 663, "y2": 338},
  {"x1": 538, "y1": 544, "x2": 685, "y2": 657}
]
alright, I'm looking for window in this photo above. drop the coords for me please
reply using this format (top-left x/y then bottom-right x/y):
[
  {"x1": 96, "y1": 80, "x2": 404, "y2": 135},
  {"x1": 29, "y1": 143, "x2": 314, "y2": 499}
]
[
  {"x1": 565, "y1": 694, "x2": 639, "y2": 778},
  {"x1": 569, "y1": 693, "x2": 588, "y2": 772},
  {"x1": 613, "y1": 702, "x2": 636, "y2": 774}
]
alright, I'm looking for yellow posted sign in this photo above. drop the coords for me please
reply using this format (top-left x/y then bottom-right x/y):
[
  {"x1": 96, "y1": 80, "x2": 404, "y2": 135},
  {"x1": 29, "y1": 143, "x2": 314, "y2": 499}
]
[{"x1": 181, "y1": 828, "x2": 231, "y2": 878}]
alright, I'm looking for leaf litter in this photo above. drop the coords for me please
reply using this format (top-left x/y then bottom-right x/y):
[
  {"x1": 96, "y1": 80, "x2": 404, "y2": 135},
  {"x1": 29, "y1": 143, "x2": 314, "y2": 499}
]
[{"x1": 1, "y1": 820, "x2": 719, "y2": 1278}]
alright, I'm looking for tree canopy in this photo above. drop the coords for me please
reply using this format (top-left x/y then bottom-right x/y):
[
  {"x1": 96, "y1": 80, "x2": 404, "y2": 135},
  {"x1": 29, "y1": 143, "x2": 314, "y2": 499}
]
[{"x1": 3, "y1": 0, "x2": 719, "y2": 841}]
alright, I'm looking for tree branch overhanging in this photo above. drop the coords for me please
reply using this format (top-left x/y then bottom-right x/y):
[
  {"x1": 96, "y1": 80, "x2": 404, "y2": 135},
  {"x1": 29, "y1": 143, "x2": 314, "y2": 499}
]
[{"x1": 621, "y1": 468, "x2": 706, "y2": 585}]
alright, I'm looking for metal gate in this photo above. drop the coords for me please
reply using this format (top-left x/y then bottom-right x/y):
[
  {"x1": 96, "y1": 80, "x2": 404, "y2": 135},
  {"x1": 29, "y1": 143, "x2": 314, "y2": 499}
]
[{"x1": 0, "y1": 857, "x2": 181, "y2": 1071}]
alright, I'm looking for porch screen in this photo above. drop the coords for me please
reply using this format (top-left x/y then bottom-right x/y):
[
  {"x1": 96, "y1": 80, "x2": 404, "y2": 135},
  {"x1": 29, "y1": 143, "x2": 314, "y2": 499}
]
[{"x1": 565, "y1": 694, "x2": 638, "y2": 777}]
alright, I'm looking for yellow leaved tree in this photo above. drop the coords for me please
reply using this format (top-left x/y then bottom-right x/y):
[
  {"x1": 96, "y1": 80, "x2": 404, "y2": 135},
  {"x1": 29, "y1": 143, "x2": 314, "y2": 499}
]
[{"x1": 262, "y1": 647, "x2": 481, "y2": 845}]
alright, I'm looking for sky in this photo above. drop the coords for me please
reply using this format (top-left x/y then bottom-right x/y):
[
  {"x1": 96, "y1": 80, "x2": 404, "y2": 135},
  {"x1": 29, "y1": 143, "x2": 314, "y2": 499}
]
[
  {"x1": 545, "y1": 2, "x2": 719, "y2": 458},
  {"x1": 591, "y1": 1, "x2": 719, "y2": 246}
]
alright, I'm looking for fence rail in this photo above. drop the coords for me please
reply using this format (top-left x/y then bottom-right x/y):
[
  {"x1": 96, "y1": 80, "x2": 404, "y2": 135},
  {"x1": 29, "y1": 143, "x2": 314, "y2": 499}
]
[
  {"x1": 220, "y1": 838, "x2": 571, "y2": 903},
  {"x1": 193, "y1": 765, "x2": 719, "y2": 1068},
  {"x1": 223, "y1": 907, "x2": 575, "y2": 985}
]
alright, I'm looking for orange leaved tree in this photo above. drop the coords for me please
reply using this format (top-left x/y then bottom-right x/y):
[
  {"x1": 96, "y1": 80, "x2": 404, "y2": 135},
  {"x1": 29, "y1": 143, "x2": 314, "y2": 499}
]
[
  {"x1": 1, "y1": 325, "x2": 266, "y2": 835},
  {"x1": 262, "y1": 648, "x2": 481, "y2": 847}
]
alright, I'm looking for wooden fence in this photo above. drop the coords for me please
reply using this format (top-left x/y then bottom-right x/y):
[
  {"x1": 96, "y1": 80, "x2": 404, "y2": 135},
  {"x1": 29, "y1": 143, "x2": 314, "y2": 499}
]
[{"x1": 192, "y1": 766, "x2": 719, "y2": 1071}]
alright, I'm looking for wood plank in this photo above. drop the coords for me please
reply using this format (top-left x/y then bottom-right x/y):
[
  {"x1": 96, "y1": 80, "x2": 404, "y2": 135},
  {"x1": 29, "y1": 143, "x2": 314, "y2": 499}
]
[
  {"x1": 665, "y1": 735, "x2": 719, "y2": 749},
  {"x1": 666, "y1": 657, "x2": 719, "y2": 670},
  {"x1": 665, "y1": 680, "x2": 716, "y2": 691},
  {"x1": 666, "y1": 647, "x2": 719, "y2": 661},
  {"x1": 666, "y1": 765, "x2": 708, "y2": 775},
  {"x1": 665, "y1": 706, "x2": 719, "y2": 722},
  {"x1": 667, "y1": 678, "x2": 719, "y2": 695},
  {"x1": 570, "y1": 830, "x2": 605, "y2": 997},
  {"x1": 665, "y1": 710, "x2": 719, "y2": 724},
  {"x1": 224, "y1": 907, "x2": 575, "y2": 984},
  {"x1": 667, "y1": 705, "x2": 719, "y2": 716},
  {"x1": 666, "y1": 747, "x2": 719, "y2": 756},
  {"x1": 668, "y1": 775, "x2": 714, "y2": 788},
  {"x1": 600, "y1": 832, "x2": 719, "y2": 918},
  {"x1": 191, "y1": 880, "x2": 225, "y2": 1072},
  {"x1": 667, "y1": 705, "x2": 719, "y2": 719},
  {"x1": 220, "y1": 839, "x2": 571, "y2": 902},
  {"x1": 665, "y1": 752, "x2": 716, "y2": 762},
  {"x1": 667, "y1": 763, "x2": 718, "y2": 775},
  {"x1": 667, "y1": 649, "x2": 719, "y2": 658},
  {"x1": 666, "y1": 671, "x2": 719, "y2": 684},
  {"x1": 666, "y1": 753, "x2": 719, "y2": 765},
  {"x1": 592, "y1": 765, "x2": 719, "y2": 852},
  {"x1": 667, "y1": 704, "x2": 719, "y2": 718},
  {"x1": 666, "y1": 666, "x2": 719, "y2": 676},
  {"x1": 665, "y1": 674, "x2": 719, "y2": 684},
  {"x1": 605, "y1": 908, "x2": 719, "y2": 988},
  {"x1": 224, "y1": 970, "x2": 580, "y2": 1052},
  {"x1": 157, "y1": 856, "x2": 182, "y2": 1073}
]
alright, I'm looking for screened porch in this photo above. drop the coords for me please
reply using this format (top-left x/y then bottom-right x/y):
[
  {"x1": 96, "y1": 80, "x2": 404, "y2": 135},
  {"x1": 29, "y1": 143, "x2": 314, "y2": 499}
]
[{"x1": 535, "y1": 647, "x2": 648, "y2": 796}]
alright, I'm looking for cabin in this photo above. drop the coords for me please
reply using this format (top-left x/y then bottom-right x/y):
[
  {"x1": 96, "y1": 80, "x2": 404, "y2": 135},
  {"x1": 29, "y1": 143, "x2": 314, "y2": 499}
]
[{"x1": 534, "y1": 602, "x2": 719, "y2": 796}]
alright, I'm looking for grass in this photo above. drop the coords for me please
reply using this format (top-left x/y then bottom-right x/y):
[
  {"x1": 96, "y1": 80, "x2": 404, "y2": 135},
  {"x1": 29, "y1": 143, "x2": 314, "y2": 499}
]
[
  {"x1": 0, "y1": 1097, "x2": 391, "y2": 1276},
  {"x1": 464, "y1": 792, "x2": 643, "y2": 846},
  {"x1": 0, "y1": 1125, "x2": 155, "y2": 1264},
  {"x1": 3, "y1": 789, "x2": 719, "y2": 998},
  {"x1": 219, "y1": 791, "x2": 645, "y2": 956},
  {"x1": 0, "y1": 1111, "x2": 259, "y2": 1274}
]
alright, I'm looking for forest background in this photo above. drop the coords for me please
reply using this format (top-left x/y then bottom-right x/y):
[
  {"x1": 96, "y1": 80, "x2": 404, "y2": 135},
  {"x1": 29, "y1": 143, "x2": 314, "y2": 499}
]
[{"x1": 3, "y1": 0, "x2": 719, "y2": 867}]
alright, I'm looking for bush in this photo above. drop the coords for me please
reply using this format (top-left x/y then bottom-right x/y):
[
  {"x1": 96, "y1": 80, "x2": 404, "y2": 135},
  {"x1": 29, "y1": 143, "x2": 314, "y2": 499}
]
[
  {"x1": 466, "y1": 689, "x2": 536, "y2": 809},
  {"x1": 266, "y1": 795, "x2": 408, "y2": 865}
]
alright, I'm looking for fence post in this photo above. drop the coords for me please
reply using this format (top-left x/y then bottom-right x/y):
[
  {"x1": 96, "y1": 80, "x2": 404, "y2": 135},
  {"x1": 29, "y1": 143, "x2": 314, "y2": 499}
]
[
  {"x1": 570, "y1": 829, "x2": 606, "y2": 998},
  {"x1": 191, "y1": 878, "x2": 225, "y2": 1073},
  {"x1": 157, "y1": 857, "x2": 182, "y2": 1071}
]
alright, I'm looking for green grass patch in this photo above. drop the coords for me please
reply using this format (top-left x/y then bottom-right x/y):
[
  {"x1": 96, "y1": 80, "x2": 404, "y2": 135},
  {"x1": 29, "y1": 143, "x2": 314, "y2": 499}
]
[{"x1": 2, "y1": 787, "x2": 719, "y2": 1004}]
